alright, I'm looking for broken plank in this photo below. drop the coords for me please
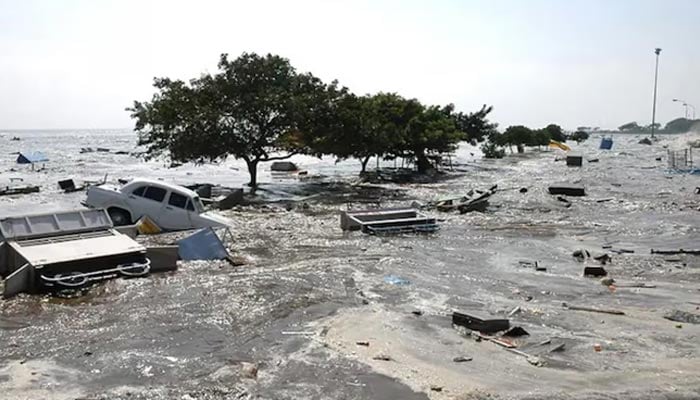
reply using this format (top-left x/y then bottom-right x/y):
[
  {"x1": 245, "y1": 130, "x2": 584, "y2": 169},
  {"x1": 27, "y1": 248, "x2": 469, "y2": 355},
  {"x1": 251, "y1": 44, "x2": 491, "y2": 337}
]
[
  {"x1": 651, "y1": 249, "x2": 700, "y2": 255},
  {"x1": 615, "y1": 283, "x2": 656, "y2": 288},
  {"x1": 562, "y1": 302, "x2": 625, "y2": 315}
]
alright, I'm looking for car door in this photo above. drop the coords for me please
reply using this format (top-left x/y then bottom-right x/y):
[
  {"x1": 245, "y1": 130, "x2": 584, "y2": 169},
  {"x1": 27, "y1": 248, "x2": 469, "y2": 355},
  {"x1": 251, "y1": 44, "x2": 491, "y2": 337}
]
[
  {"x1": 132, "y1": 185, "x2": 168, "y2": 225},
  {"x1": 161, "y1": 191, "x2": 194, "y2": 230},
  {"x1": 125, "y1": 185, "x2": 151, "y2": 219}
]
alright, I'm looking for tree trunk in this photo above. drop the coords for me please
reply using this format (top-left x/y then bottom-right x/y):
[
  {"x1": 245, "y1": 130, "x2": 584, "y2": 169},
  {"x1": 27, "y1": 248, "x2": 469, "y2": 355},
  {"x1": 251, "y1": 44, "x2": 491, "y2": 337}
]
[
  {"x1": 360, "y1": 156, "x2": 371, "y2": 173},
  {"x1": 245, "y1": 159, "x2": 259, "y2": 188},
  {"x1": 415, "y1": 150, "x2": 432, "y2": 174}
]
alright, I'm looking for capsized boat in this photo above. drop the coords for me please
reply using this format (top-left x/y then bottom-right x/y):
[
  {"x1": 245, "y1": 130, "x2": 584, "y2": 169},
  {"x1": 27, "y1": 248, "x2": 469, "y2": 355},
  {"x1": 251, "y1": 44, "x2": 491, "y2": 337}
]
[{"x1": 432, "y1": 185, "x2": 497, "y2": 214}]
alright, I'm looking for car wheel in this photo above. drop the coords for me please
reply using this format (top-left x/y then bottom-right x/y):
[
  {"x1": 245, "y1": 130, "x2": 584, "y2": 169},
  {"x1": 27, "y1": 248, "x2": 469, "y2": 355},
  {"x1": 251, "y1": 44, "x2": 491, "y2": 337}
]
[{"x1": 108, "y1": 208, "x2": 131, "y2": 226}]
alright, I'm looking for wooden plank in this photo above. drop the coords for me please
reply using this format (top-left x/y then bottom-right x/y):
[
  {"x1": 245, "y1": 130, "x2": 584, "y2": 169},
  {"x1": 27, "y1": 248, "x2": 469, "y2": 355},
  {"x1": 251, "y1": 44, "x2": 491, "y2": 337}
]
[{"x1": 562, "y1": 302, "x2": 625, "y2": 315}]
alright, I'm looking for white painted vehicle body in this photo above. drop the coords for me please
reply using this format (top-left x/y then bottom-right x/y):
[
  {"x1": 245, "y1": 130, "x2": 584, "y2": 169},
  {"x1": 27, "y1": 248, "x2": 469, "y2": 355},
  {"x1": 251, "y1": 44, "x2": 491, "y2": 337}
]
[{"x1": 84, "y1": 178, "x2": 232, "y2": 230}]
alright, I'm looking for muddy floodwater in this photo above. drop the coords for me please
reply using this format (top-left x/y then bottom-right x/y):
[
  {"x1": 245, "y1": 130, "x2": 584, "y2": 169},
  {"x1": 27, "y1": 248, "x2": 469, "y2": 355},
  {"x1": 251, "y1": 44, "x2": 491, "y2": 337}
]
[{"x1": 1, "y1": 130, "x2": 700, "y2": 399}]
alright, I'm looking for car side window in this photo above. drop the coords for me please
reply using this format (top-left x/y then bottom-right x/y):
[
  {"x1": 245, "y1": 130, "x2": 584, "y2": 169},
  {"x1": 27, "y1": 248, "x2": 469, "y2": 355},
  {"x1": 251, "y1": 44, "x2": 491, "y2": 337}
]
[
  {"x1": 185, "y1": 200, "x2": 195, "y2": 211},
  {"x1": 132, "y1": 186, "x2": 147, "y2": 197},
  {"x1": 143, "y1": 186, "x2": 167, "y2": 202},
  {"x1": 168, "y1": 192, "x2": 188, "y2": 209}
]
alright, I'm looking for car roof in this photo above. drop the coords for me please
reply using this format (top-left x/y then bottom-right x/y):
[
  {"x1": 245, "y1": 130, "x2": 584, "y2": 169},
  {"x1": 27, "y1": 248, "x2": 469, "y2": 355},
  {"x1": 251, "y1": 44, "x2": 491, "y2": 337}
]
[{"x1": 124, "y1": 178, "x2": 198, "y2": 198}]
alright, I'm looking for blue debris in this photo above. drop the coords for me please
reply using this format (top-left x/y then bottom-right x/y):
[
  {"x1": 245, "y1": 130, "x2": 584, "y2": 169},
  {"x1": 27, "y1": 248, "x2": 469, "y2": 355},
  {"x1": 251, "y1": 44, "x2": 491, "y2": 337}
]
[
  {"x1": 177, "y1": 228, "x2": 228, "y2": 261},
  {"x1": 599, "y1": 137, "x2": 613, "y2": 150},
  {"x1": 383, "y1": 275, "x2": 411, "y2": 286},
  {"x1": 16, "y1": 151, "x2": 48, "y2": 164}
]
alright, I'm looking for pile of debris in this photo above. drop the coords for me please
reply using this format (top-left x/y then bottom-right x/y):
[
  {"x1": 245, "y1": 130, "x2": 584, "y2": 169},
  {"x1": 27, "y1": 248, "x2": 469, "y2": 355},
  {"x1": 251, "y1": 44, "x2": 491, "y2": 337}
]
[
  {"x1": 428, "y1": 185, "x2": 498, "y2": 214},
  {"x1": 0, "y1": 208, "x2": 239, "y2": 299}
]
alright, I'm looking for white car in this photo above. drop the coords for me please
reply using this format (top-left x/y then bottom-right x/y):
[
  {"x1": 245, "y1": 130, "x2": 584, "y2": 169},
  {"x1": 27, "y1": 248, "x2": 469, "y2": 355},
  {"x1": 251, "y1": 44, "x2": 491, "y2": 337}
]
[{"x1": 84, "y1": 178, "x2": 232, "y2": 230}]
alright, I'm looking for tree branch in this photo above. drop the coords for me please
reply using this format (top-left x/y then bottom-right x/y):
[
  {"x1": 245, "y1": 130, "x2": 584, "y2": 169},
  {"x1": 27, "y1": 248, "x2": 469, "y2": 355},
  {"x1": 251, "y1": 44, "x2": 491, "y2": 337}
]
[{"x1": 260, "y1": 151, "x2": 301, "y2": 162}]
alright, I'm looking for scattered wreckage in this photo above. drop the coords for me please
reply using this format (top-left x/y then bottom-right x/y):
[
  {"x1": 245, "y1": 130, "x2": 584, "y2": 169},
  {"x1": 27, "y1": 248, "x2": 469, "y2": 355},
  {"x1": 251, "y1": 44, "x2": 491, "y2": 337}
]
[
  {"x1": 0, "y1": 208, "x2": 237, "y2": 298},
  {"x1": 0, "y1": 185, "x2": 40, "y2": 197},
  {"x1": 429, "y1": 185, "x2": 497, "y2": 213}
]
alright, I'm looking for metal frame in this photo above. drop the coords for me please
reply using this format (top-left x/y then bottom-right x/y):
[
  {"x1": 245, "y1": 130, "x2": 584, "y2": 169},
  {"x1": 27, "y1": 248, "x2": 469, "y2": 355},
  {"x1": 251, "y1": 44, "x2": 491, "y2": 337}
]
[
  {"x1": 39, "y1": 259, "x2": 151, "y2": 289},
  {"x1": 0, "y1": 209, "x2": 112, "y2": 241}
]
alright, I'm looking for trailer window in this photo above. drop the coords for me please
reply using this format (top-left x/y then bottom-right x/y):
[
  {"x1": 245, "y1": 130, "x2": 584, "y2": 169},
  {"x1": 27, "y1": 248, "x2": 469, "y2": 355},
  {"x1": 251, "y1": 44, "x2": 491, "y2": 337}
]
[
  {"x1": 168, "y1": 192, "x2": 188, "y2": 209},
  {"x1": 132, "y1": 186, "x2": 147, "y2": 197},
  {"x1": 143, "y1": 186, "x2": 167, "y2": 202}
]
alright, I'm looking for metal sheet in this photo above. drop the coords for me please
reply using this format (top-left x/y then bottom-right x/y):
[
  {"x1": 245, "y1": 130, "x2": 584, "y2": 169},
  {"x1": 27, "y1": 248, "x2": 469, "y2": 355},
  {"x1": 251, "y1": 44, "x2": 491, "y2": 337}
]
[
  {"x1": 0, "y1": 242, "x2": 6, "y2": 276},
  {"x1": 0, "y1": 209, "x2": 112, "y2": 241},
  {"x1": 16, "y1": 151, "x2": 48, "y2": 164},
  {"x1": 3, "y1": 263, "x2": 34, "y2": 298},
  {"x1": 177, "y1": 228, "x2": 228, "y2": 261},
  {"x1": 147, "y1": 246, "x2": 179, "y2": 272},
  {"x1": 11, "y1": 233, "x2": 145, "y2": 266}
]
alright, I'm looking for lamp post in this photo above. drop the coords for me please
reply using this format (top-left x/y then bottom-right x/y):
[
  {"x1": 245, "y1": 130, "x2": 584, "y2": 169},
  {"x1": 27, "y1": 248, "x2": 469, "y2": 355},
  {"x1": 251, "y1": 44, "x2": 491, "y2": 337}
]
[
  {"x1": 673, "y1": 99, "x2": 689, "y2": 118},
  {"x1": 651, "y1": 48, "x2": 662, "y2": 138},
  {"x1": 672, "y1": 99, "x2": 697, "y2": 119}
]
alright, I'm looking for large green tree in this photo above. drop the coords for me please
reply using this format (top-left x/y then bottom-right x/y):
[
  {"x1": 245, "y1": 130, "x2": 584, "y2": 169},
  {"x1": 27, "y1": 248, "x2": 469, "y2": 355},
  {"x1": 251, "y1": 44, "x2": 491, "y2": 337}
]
[
  {"x1": 401, "y1": 103, "x2": 461, "y2": 172},
  {"x1": 311, "y1": 93, "x2": 393, "y2": 173},
  {"x1": 129, "y1": 52, "x2": 325, "y2": 187}
]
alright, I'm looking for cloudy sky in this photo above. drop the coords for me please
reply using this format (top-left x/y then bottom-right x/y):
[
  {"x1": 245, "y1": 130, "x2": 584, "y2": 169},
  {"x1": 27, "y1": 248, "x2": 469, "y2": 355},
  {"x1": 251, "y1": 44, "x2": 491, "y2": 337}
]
[{"x1": 1, "y1": 0, "x2": 698, "y2": 130}]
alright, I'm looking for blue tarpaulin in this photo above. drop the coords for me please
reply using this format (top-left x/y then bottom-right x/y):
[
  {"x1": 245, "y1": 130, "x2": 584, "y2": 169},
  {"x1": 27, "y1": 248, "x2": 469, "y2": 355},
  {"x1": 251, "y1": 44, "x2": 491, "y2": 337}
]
[
  {"x1": 177, "y1": 228, "x2": 228, "y2": 261},
  {"x1": 16, "y1": 151, "x2": 48, "y2": 164}
]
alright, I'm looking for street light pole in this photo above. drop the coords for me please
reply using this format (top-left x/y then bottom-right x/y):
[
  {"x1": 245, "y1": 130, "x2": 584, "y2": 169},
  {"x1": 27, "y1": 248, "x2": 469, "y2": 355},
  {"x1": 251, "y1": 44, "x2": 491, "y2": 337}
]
[
  {"x1": 651, "y1": 48, "x2": 662, "y2": 138},
  {"x1": 673, "y1": 99, "x2": 689, "y2": 118},
  {"x1": 673, "y1": 98, "x2": 697, "y2": 119}
]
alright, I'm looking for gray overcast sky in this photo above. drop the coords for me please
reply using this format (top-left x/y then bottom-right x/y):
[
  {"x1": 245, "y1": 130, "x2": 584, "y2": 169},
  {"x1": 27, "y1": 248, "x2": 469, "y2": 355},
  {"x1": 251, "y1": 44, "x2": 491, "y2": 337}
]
[{"x1": 1, "y1": 0, "x2": 698, "y2": 130}]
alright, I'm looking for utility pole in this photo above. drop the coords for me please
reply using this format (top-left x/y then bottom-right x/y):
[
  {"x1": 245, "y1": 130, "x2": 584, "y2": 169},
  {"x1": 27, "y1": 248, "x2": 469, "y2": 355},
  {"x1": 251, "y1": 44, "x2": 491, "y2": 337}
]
[{"x1": 651, "y1": 48, "x2": 662, "y2": 138}]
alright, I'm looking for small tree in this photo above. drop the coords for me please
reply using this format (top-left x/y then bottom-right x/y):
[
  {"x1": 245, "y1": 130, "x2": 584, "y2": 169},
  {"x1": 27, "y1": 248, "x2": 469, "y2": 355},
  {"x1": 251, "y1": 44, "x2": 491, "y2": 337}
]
[
  {"x1": 618, "y1": 122, "x2": 641, "y2": 131},
  {"x1": 543, "y1": 124, "x2": 566, "y2": 142},
  {"x1": 480, "y1": 141, "x2": 505, "y2": 158},
  {"x1": 570, "y1": 130, "x2": 590, "y2": 143},
  {"x1": 503, "y1": 125, "x2": 534, "y2": 151},
  {"x1": 530, "y1": 129, "x2": 551, "y2": 148},
  {"x1": 453, "y1": 105, "x2": 498, "y2": 143}
]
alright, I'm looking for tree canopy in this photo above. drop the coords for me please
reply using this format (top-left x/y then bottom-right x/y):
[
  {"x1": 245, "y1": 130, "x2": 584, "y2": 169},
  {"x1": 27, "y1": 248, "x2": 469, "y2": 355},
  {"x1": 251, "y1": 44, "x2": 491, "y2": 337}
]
[
  {"x1": 664, "y1": 118, "x2": 700, "y2": 134},
  {"x1": 130, "y1": 52, "x2": 496, "y2": 186},
  {"x1": 570, "y1": 130, "x2": 590, "y2": 143},
  {"x1": 130, "y1": 53, "x2": 323, "y2": 187},
  {"x1": 618, "y1": 122, "x2": 642, "y2": 132},
  {"x1": 479, "y1": 122, "x2": 570, "y2": 156},
  {"x1": 453, "y1": 105, "x2": 498, "y2": 143}
]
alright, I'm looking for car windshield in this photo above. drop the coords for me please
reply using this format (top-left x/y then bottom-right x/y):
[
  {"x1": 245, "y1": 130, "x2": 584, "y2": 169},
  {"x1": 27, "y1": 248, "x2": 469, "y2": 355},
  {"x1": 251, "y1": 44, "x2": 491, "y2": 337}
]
[{"x1": 191, "y1": 196, "x2": 205, "y2": 213}]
